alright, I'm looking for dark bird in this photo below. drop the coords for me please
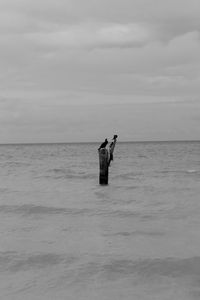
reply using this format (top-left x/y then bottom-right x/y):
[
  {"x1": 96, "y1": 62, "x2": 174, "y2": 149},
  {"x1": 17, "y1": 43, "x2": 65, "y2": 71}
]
[
  {"x1": 98, "y1": 138, "x2": 108, "y2": 150},
  {"x1": 112, "y1": 135, "x2": 118, "y2": 140}
]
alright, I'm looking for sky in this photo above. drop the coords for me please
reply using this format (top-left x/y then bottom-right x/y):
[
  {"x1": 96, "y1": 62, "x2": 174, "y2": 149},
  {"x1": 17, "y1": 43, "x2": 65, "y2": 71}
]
[{"x1": 0, "y1": 0, "x2": 200, "y2": 143}]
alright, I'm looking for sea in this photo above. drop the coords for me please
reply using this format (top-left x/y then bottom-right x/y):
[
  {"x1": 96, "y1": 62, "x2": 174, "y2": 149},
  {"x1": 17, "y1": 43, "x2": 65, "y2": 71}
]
[{"x1": 0, "y1": 141, "x2": 200, "y2": 300}]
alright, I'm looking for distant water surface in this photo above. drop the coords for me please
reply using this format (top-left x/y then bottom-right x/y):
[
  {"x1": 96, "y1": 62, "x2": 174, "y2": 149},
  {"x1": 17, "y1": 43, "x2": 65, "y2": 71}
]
[{"x1": 0, "y1": 141, "x2": 200, "y2": 300}]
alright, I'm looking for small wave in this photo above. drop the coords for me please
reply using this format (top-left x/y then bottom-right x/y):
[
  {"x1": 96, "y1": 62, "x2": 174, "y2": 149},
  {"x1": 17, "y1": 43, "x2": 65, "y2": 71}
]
[
  {"x1": 137, "y1": 155, "x2": 147, "y2": 158},
  {"x1": 159, "y1": 169, "x2": 199, "y2": 175},
  {"x1": 57, "y1": 256, "x2": 200, "y2": 284},
  {"x1": 2, "y1": 161, "x2": 31, "y2": 167},
  {"x1": 104, "y1": 230, "x2": 165, "y2": 237},
  {"x1": 87, "y1": 208, "x2": 156, "y2": 220},
  {"x1": 0, "y1": 188, "x2": 10, "y2": 193},
  {"x1": 0, "y1": 204, "x2": 167, "y2": 221},
  {"x1": 114, "y1": 172, "x2": 143, "y2": 180},
  {"x1": 0, "y1": 251, "x2": 75, "y2": 272},
  {"x1": 125, "y1": 185, "x2": 140, "y2": 190},
  {"x1": 187, "y1": 169, "x2": 197, "y2": 173},
  {"x1": 101, "y1": 257, "x2": 200, "y2": 279},
  {"x1": 42, "y1": 168, "x2": 96, "y2": 180},
  {"x1": 0, "y1": 204, "x2": 64, "y2": 215},
  {"x1": 0, "y1": 204, "x2": 93, "y2": 217}
]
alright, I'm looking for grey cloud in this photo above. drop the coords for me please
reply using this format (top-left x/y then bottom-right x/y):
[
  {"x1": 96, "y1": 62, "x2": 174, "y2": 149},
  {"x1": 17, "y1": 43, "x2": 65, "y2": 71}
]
[
  {"x1": 26, "y1": 22, "x2": 154, "y2": 50},
  {"x1": 1, "y1": 0, "x2": 200, "y2": 39}
]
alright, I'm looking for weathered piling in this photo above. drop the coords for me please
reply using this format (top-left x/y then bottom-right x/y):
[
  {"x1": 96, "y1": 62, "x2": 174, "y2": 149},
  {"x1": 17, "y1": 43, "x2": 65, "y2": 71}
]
[
  {"x1": 98, "y1": 148, "x2": 109, "y2": 185},
  {"x1": 98, "y1": 135, "x2": 118, "y2": 185}
]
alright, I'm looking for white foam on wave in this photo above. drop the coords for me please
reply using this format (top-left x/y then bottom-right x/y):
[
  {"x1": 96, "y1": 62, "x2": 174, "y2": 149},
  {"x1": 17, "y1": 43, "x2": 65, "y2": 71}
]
[{"x1": 187, "y1": 169, "x2": 197, "y2": 173}]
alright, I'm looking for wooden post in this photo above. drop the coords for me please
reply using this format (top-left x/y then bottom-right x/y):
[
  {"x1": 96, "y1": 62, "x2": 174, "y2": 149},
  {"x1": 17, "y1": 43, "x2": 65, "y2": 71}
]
[
  {"x1": 98, "y1": 135, "x2": 118, "y2": 185},
  {"x1": 99, "y1": 148, "x2": 109, "y2": 185}
]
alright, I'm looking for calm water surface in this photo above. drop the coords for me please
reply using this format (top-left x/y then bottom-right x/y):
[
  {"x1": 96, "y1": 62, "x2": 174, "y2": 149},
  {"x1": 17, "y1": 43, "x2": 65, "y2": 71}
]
[{"x1": 0, "y1": 142, "x2": 200, "y2": 300}]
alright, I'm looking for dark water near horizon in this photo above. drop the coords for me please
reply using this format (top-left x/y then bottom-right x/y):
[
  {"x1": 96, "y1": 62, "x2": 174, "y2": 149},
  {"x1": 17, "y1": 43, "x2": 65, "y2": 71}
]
[{"x1": 0, "y1": 141, "x2": 200, "y2": 299}]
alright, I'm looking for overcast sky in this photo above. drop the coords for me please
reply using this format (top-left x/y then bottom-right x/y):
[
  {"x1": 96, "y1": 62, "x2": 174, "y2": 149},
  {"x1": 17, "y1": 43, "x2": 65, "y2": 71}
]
[{"x1": 0, "y1": 0, "x2": 200, "y2": 143}]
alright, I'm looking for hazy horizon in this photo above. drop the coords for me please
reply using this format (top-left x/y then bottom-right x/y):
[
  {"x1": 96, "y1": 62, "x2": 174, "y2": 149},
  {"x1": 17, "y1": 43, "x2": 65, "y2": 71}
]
[{"x1": 1, "y1": 139, "x2": 200, "y2": 146}]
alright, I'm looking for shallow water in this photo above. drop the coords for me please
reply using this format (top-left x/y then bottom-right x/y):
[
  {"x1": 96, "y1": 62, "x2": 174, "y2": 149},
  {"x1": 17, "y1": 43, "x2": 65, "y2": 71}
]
[{"x1": 0, "y1": 141, "x2": 200, "y2": 299}]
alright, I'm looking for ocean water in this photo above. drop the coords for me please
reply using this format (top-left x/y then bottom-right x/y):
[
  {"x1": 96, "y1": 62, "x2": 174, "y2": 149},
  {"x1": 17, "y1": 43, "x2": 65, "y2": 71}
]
[{"x1": 0, "y1": 141, "x2": 200, "y2": 300}]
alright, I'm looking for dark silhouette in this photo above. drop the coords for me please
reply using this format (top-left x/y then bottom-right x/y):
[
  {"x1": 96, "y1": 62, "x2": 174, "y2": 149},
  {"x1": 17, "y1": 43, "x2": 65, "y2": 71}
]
[
  {"x1": 109, "y1": 142, "x2": 114, "y2": 164},
  {"x1": 98, "y1": 134, "x2": 118, "y2": 184},
  {"x1": 98, "y1": 138, "x2": 108, "y2": 150}
]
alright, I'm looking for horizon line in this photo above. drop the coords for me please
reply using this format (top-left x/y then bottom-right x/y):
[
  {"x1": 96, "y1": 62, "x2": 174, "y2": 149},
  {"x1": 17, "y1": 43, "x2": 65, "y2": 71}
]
[{"x1": 0, "y1": 139, "x2": 200, "y2": 146}]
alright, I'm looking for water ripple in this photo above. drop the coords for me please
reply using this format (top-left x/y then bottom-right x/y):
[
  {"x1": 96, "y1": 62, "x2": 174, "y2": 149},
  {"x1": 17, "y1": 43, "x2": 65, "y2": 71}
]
[{"x1": 0, "y1": 252, "x2": 75, "y2": 272}]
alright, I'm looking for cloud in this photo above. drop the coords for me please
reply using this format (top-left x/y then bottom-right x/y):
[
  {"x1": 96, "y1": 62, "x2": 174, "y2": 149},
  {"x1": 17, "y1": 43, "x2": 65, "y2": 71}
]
[
  {"x1": 1, "y1": 0, "x2": 200, "y2": 40},
  {"x1": 26, "y1": 22, "x2": 154, "y2": 50}
]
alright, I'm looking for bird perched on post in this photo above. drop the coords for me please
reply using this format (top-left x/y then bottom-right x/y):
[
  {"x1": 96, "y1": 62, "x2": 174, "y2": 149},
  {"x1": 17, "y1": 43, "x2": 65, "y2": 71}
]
[
  {"x1": 98, "y1": 138, "x2": 108, "y2": 150},
  {"x1": 108, "y1": 135, "x2": 118, "y2": 164}
]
